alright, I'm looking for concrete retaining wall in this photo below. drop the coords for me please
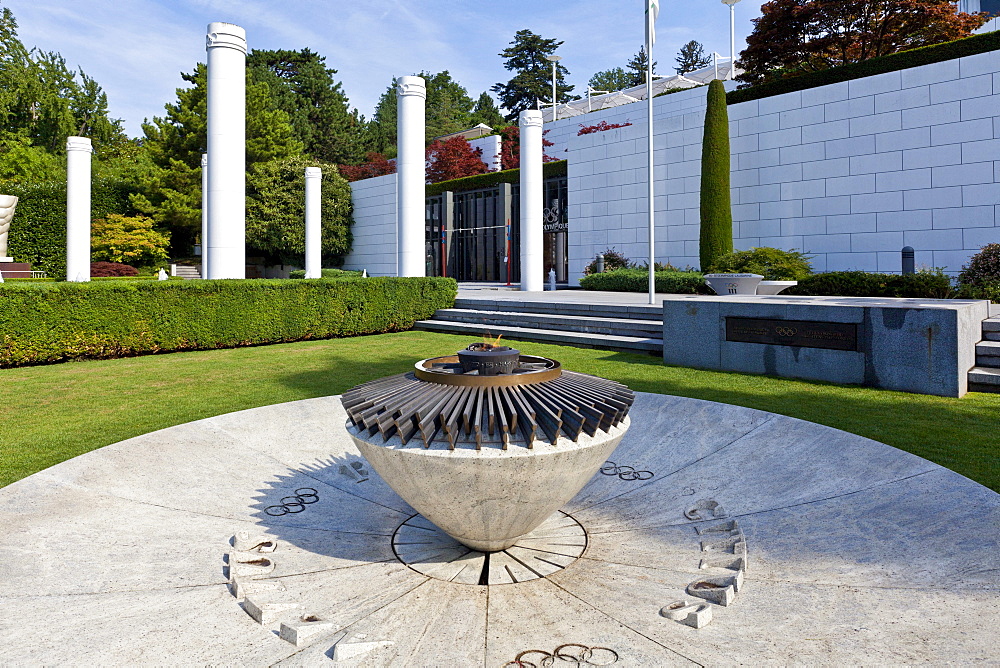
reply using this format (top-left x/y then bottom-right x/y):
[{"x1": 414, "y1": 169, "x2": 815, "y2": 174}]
[{"x1": 662, "y1": 295, "x2": 989, "y2": 397}]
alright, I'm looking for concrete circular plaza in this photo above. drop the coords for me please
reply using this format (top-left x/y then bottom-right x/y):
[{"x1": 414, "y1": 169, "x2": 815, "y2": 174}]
[{"x1": 1, "y1": 392, "x2": 997, "y2": 665}]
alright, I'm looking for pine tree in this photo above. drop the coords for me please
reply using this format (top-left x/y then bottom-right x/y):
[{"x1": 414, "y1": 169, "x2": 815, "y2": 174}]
[
  {"x1": 247, "y1": 48, "x2": 366, "y2": 164},
  {"x1": 588, "y1": 67, "x2": 632, "y2": 92},
  {"x1": 492, "y1": 29, "x2": 575, "y2": 121},
  {"x1": 626, "y1": 47, "x2": 658, "y2": 87},
  {"x1": 133, "y1": 64, "x2": 303, "y2": 254},
  {"x1": 699, "y1": 80, "x2": 733, "y2": 271},
  {"x1": 368, "y1": 70, "x2": 478, "y2": 154},
  {"x1": 675, "y1": 40, "x2": 712, "y2": 74},
  {"x1": 469, "y1": 92, "x2": 505, "y2": 129}
]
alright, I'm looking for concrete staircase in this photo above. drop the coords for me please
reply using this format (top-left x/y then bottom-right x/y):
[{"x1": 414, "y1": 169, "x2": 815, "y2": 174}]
[
  {"x1": 173, "y1": 264, "x2": 201, "y2": 280},
  {"x1": 415, "y1": 297, "x2": 664, "y2": 355},
  {"x1": 969, "y1": 315, "x2": 1000, "y2": 393}
]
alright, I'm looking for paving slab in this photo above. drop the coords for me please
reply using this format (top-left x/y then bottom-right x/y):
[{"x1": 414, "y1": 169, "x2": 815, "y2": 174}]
[{"x1": 1, "y1": 392, "x2": 996, "y2": 665}]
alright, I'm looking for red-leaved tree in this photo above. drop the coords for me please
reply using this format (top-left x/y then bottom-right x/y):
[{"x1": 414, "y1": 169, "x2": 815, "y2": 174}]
[
  {"x1": 425, "y1": 136, "x2": 490, "y2": 184},
  {"x1": 739, "y1": 0, "x2": 988, "y2": 85},
  {"x1": 338, "y1": 152, "x2": 396, "y2": 182},
  {"x1": 498, "y1": 126, "x2": 558, "y2": 170}
]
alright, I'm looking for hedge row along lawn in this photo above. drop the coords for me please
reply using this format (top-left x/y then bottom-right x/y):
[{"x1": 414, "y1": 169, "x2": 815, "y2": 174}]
[
  {"x1": 0, "y1": 277, "x2": 456, "y2": 366},
  {"x1": 1, "y1": 331, "x2": 997, "y2": 492}
]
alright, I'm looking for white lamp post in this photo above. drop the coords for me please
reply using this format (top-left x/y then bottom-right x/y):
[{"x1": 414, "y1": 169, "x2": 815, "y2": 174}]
[
  {"x1": 721, "y1": 0, "x2": 742, "y2": 80},
  {"x1": 545, "y1": 54, "x2": 562, "y2": 121}
]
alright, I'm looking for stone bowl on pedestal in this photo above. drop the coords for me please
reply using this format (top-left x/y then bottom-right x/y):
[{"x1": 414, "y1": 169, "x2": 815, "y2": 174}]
[{"x1": 341, "y1": 351, "x2": 633, "y2": 552}]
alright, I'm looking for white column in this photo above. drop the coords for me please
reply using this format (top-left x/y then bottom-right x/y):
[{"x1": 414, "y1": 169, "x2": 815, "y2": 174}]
[
  {"x1": 305, "y1": 167, "x2": 322, "y2": 279},
  {"x1": 200, "y1": 153, "x2": 208, "y2": 279},
  {"x1": 519, "y1": 110, "x2": 543, "y2": 292},
  {"x1": 396, "y1": 75, "x2": 426, "y2": 277},
  {"x1": 205, "y1": 22, "x2": 246, "y2": 280},
  {"x1": 65, "y1": 136, "x2": 92, "y2": 282}
]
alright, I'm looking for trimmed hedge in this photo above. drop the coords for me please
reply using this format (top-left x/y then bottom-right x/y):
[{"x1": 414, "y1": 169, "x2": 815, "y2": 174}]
[
  {"x1": 728, "y1": 31, "x2": 1000, "y2": 106},
  {"x1": 2, "y1": 177, "x2": 140, "y2": 279},
  {"x1": 426, "y1": 160, "x2": 568, "y2": 197},
  {"x1": 0, "y1": 277, "x2": 457, "y2": 366},
  {"x1": 288, "y1": 268, "x2": 362, "y2": 279},
  {"x1": 784, "y1": 271, "x2": 953, "y2": 299},
  {"x1": 579, "y1": 268, "x2": 711, "y2": 294}
]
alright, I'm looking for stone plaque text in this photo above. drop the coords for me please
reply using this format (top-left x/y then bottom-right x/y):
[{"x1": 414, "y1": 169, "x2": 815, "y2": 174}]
[{"x1": 725, "y1": 317, "x2": 858, "y2": 351}]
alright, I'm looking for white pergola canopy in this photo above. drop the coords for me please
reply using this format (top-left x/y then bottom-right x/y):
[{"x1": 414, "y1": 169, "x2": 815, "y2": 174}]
[{"x1": 540, "y1": 54, "x2": 741, "y2": 123}]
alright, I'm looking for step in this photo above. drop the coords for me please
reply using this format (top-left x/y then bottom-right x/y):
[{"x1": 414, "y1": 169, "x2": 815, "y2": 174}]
[
  {"x1": 454, "y1": 298, "x2": 663, "y2": 321},
  {"x1": 968, "y1": 366, "x2": 1000, "y2": 393},
  {"x1": 982, "y1": 317, "x2": 1000, "y2": 333},
  {"x1": 984, "y1": 330, "x2": 1000, "y2": 342},
  {"x1": 975, "y1": 340, "x2": 1000, "y2": 358},
  {"x1": 430, "y1": 308, "x2": 662, "y2": 338},
  {"x1": 414, "y1": 319, "x2": 663, "y2": 354}
]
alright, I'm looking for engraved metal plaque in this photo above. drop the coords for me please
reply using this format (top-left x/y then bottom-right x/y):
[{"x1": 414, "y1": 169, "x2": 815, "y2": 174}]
[{"x1": 725, "y1": 317, "x2": 858, "y2": 351}]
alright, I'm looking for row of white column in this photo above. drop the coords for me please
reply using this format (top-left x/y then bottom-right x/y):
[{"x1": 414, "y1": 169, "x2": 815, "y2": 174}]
[
  {"x1": 395, "y1": 76, "x2": 544, "y2": 291},
  {"x1": 65, "y1": 22, "x2": 323, "y2": 282},
  {"x1": 65, "y1": 24, "x2": 542, "y2": 286}
]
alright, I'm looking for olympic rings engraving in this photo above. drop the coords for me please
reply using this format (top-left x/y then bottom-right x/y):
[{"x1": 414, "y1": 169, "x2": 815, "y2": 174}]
[
  {"x1": 774, "y1": 327, "x2": 797, "y2": 336},
  {"x1": 600, "y1": 461, "x2": 654, "y2": 481},
  {"x1": 263, "y1": 488, "x2": 319, "y2": 516},
  {"x1": 504, "y1": 644, "x2": 619, "y2": 667}
]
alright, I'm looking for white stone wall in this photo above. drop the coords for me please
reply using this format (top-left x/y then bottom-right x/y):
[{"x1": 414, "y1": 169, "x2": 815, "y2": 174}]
[
  {"x1": 560, "y1": 51, "x2": 1000, "y2": 281},
  {"x1": 341, "y1": 173, "x2": 397, "y2": 276},
  {"x1": 345, "y1": 51, "x2": 1000, "y2": 284},
  {"x1": 469, "y1": 135, "x2": 502, "y2": 172}
]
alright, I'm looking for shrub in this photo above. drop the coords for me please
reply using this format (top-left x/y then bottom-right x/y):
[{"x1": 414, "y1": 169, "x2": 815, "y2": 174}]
[
  {"x1": 338, "y1": 152, "x2": 396, "y2": 183},
  {"x1": 2, "y1": 177, "x2": 140, "y2": 279},
  {"x1": 577, "y1": 120, "x2": 633, "y2": 136},
  {"x1": 0, "y1": 277, "x2": 457, "y2": 366},
  {"x1": 583, "y1": 248, "x2": 631, "y2": 275},
  {"x1": 579, "y1": 268, "x2": 711, "y2": 294},
  {"x1": 246, "y1": 155, "x2": 354, "y2": 267},
  {"x1": 90, "y1": 262, "x2": 139, "y2": 277},
  {"x1": 288, "y1": 268, "x2": 363, "y2": 279},
  {"x1": 784, "y1": 270, "x2": 953, "y2": 299},
  {"x1": 91, "y1": 214, "x2": 170, "y2": 268},
  {"x1": 958, "y1": 243, "x2": 1000, "y2": 289},
  {"x1": 707, "y1": 247, "x2": 814, "y2": 280},
  {"x1": 699, "y1": 79, "x2": 733, "y2": 271}
]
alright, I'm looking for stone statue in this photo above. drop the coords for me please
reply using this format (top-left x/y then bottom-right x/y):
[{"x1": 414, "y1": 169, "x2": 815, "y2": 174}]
[{"x1": 0, "y1": 194, "x2": 18, "y2": 260}]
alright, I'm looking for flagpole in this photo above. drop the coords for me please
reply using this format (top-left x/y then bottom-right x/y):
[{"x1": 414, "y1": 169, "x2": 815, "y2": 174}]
[{"x1": 646, "y1": 3, "x2": 656, "y2": 305}]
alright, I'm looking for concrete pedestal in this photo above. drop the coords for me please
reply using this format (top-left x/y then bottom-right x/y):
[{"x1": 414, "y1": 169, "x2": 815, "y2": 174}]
[{"x1": 663, "y1": 295, "x2": 990, "y2": 397}]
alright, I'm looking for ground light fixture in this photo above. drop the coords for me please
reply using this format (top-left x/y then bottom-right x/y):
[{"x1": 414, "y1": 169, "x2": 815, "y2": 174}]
[
  {"x1": 721, "y1": 0, "x2": 742, "y2": 79},
  {"x1": 545, "y1": 54, "x2": 562, "y2": 120}
]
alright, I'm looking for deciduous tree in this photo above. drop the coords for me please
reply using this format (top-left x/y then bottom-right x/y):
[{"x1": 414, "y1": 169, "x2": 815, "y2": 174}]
[
  {"x1": 588, "y1": 67, "x2": 632, "y2": 92},
  {"x1": 425, "y1": 137, "x2": 489, "y2": 184},
  {"x1": 739, "y1": 0, "x2": 988, "y2": 85}
]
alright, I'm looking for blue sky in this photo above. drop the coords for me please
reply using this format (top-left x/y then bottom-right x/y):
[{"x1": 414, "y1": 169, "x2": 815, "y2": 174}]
[{"x1": 3, "y1": 0, "x2": 761, "y2": 137}]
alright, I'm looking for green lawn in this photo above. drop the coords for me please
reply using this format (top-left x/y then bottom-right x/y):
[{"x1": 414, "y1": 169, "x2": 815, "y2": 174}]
[{"x1": 2, "y1": 331, "x2": 997, "y2": 492}]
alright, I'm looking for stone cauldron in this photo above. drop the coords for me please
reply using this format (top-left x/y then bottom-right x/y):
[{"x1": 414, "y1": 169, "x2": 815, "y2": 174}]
[{"x1": 341, "y1": 347, "x2": 634, "y2": 551}]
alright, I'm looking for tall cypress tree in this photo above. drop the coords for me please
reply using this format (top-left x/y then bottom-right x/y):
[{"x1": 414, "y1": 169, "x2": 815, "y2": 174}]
[{"x1": 699, "y1": 79, "x2": 733, "y2": 271}]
